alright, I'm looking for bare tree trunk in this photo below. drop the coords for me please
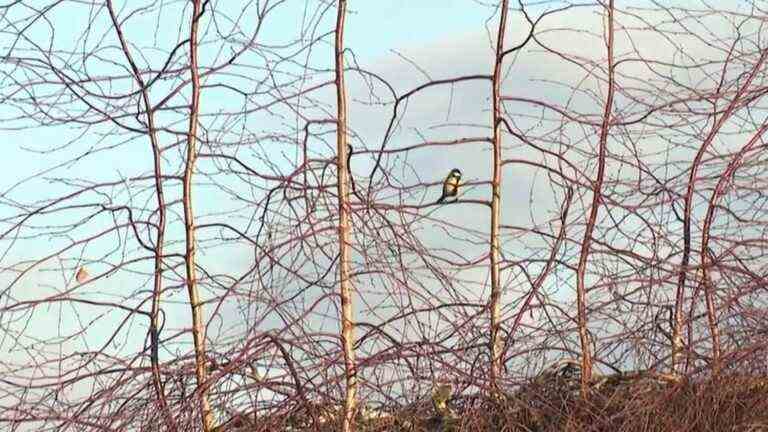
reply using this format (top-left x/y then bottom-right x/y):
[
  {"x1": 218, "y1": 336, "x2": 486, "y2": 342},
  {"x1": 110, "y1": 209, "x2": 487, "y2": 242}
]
[
  {"x1": 104, "y1": 2, "x2": 176, "y2": 428},
  {"x1": 575, "y1": 0, "x2": 615, "y2": 398},
  {"x1": 334, "y1": 1, "x2": 357, "y2": 430},
  {"x1": 489, "y1": 0, "x2": 509, "y2": 391},
  {"x1": 183, "y1": 1, "x2": 213, "y2": 430}
]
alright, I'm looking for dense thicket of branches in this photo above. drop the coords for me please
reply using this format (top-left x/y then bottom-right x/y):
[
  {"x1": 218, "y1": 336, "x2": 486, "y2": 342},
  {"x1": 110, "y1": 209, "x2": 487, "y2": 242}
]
[{"x1": 1, "y1": 1, "x2": 768, "y2": 430}]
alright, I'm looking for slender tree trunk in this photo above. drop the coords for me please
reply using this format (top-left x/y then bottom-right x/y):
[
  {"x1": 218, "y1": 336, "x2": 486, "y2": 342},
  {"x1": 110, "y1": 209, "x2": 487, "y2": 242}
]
[
  {"x1": 149, "y1": 136, "x2": 171, "y2": 427},
  {"x1": 105, "y1": 2, "x2": 176, "y2": 428},
  {"x1": 575, "y1": 0, "x2": 614, "y2": 398},
  {"x1": 334, "y1": 1, "x2": 357, "y2": 430},
  {"x1": 148, "y1": 114, "x2": 172, "y2": 428},
  {"x1": 183, "y1": 1, "x2": 213, "y2": 430},
  {"x1": 489, "y1": 0, "x2": 509, "y2": 391}
]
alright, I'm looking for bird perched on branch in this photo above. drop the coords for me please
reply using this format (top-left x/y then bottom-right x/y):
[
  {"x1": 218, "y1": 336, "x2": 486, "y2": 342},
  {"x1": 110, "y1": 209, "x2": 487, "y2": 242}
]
[{"x1": 436, "y1": 168, "x2": 462, "y2": 204}]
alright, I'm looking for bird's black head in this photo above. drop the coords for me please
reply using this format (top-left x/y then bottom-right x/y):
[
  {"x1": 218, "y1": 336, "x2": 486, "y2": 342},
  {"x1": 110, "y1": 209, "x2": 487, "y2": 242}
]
[{"x1": 450, "y1": 168, "x2": 462, "y2": 178}]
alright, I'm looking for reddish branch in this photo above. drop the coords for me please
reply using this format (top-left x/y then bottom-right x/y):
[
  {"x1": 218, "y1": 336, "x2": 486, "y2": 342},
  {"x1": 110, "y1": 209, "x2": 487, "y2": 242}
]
[
  {"x1": 673, "y1": 45, "x2": 768, "y2": 374},
  {"x1": 698, "y1": 121, "x2": 768, "y2": 374},
  {"x1": 505, "y1": 187, "x2": 573, "y2": 358}
]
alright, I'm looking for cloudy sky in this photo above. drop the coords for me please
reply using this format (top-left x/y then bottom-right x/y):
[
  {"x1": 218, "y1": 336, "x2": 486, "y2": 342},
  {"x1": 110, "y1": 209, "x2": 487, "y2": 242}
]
[{"x1": 2, "y1": 0, "x2": 766, "y2": 427}]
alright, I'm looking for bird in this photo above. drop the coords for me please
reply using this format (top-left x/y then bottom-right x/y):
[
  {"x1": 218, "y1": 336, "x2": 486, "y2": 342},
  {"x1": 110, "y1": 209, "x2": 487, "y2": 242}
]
[
  {"x1": 431, "y1": 383, "x2": 453, "y2": 416},
  {"x1": 436, "y1": 168, "x2": 462, "y2": 204}
]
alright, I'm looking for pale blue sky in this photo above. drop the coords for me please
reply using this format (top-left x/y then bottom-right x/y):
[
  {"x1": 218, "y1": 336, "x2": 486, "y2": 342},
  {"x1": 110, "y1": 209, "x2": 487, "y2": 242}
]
[
  {"x1": 0, "y1": 0, "x2": 516, "y2": 384},
  {"x1": 0, "y1": 0, "x2": 730, "y2": 356},
  {"x1": 2, "y1": 2, "x2": 763, "y2": 427},
  {"x1": 3, "y1": 0, "x2": 750, "y2": 346}
]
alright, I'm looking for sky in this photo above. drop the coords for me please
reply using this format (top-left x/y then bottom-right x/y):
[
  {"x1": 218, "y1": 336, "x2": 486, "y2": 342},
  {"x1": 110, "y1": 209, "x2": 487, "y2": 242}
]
[
  {"x1": 0, "y1": 1, "x2": 522, "y2": 426},
  {"x1": 2, "y1": 0, "x2": 767, "y2": 428}
]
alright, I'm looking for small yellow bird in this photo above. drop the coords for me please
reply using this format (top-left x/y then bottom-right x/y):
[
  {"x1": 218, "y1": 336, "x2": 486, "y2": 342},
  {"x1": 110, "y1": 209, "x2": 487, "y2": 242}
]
[
  {"x1": 436, "y1": 168, "x2": 462, "y2": 204},
  {"x1": 431, "y1": 383, "x2": 453, "y2": 417}
]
